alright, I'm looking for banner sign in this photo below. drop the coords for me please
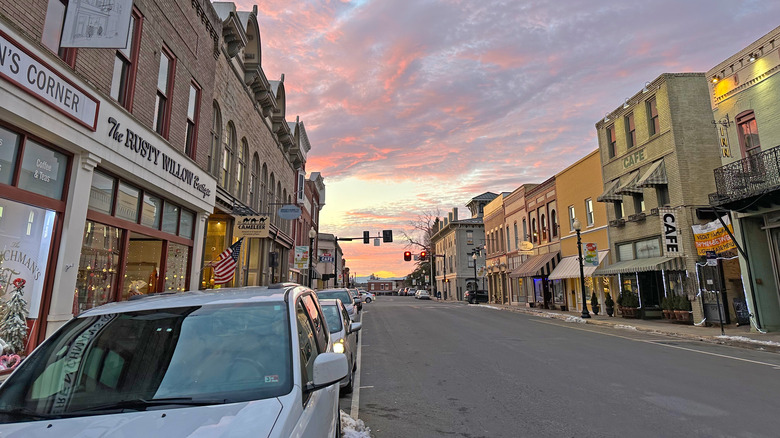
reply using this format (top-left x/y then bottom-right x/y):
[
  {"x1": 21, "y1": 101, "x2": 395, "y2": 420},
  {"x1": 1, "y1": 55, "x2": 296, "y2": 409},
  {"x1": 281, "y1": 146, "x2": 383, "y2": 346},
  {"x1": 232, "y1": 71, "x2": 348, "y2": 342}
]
[
  {"x1": 294, "y1": 246, "x2": 310, "y2": 269},
  {"x1": 584, "y1": 243, "x2": 599, "y2": 266},
  {"x1": 692, "y1": 215, "x2": 735, "y2": 256},
  {"x1": 660, "y1": 208, "x2": 681, "y2": 255},
  {"x1": 233, "y1": 215, "x2": 270, "y2": 239}
]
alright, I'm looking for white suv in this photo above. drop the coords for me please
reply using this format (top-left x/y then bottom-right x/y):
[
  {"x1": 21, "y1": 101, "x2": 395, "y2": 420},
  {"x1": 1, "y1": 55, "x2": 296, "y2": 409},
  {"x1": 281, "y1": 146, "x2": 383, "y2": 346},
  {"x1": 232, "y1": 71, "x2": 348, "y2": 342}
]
[{"x1": 0, "y1": 284, "x2": 347, "y2": 437}]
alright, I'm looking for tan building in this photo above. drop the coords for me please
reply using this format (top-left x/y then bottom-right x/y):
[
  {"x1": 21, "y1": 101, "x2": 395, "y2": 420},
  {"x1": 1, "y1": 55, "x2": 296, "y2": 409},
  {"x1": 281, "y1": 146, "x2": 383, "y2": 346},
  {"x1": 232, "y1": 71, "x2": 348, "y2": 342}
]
[
  {"x1": 593, "y1": 73, "x2": 721, "y2": 321},
  {"x1": 484, "y1": 193, "x2": 510, "y2": 303},
  {"x1": 503, "y1": 184, "x2": 538, "y2": 305},
  {"x1": 509, "y1": 177, "x2": 561, "y2": 308},
  {"x1": 707, "y1": 26, "x2": 780, "y2": 331},
  {"x1": 549, "y1": 150, "x2": 611, "y2": 315}
]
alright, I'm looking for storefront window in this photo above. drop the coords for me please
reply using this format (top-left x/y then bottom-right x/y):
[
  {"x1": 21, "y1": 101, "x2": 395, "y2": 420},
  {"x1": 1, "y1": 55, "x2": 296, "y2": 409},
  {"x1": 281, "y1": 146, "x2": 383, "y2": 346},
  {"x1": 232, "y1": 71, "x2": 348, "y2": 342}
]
[
  {"x1": 179, "y1": 209, "x2": 194, "y2": 239},
  {"x1": 141, "y1": 194, "x2": 162, "y2": 229},
  {"x1": 618, "y1": 243, "x2": 634, "y2": 261},
  {"x1": 0, "y1": 126, "x2": 21, "y2": 185},
  {"x1": 0, "y1": 199, "x2": 56, "y2": 318},
  {"x1": 76, "y1": 221, "x2": 121, "y2": 313},
  {"x1": 164, "y1": 242, "x2": 189, "y2": 292},
  {"x1": 88, "y1": 171, "x2": 115, "y2": 214},
  {"x1": 636, "y1": 238, "x2": 661, "y2": 259},
  {"x1": 621, "y1": 274, "x2": 638, "y2": 295},
  {"x1": 115, "y1": 182, "x2": 140, "y2": 222},
  {"x1": 124, "y1": 232, "x2": 162, "y2": 299},
  {"x1": 18, "y1": 140, "x2": 68, "y2": 200},
  {"x1": 202, "y1": 218, "x2": 228, "y2": 289},
  {"x1": 162, "y1": 201, "x2": 179, "y2": 234}
]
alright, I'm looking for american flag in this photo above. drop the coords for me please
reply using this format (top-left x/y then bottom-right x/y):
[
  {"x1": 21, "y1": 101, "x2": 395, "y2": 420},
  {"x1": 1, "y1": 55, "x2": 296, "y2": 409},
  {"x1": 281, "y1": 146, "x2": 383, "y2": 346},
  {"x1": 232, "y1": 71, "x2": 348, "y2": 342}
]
[{"x1": 212, "y1": 238, "x2": 244, "y2": 284}]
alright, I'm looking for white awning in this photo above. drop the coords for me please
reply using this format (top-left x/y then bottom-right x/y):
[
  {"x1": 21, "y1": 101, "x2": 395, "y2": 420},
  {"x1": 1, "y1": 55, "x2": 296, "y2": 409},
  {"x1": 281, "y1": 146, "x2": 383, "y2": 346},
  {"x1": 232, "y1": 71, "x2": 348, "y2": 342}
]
[{"x1": 548, "y1": 251, "x2": 609, "y2": 280}]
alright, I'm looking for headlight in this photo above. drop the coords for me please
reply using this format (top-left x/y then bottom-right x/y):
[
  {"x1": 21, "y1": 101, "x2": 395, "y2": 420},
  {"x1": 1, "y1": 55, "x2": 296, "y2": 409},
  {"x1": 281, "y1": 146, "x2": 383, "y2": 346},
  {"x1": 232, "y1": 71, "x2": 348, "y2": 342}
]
[{"x1": 333, "y1": 339, "x2": 345, "y2": 354}]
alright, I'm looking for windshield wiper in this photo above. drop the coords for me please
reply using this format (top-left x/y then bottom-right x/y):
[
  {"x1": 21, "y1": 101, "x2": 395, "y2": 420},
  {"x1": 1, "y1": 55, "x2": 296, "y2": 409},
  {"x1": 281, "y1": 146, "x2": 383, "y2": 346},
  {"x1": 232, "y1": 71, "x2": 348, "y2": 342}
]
[
  {"x1": 73, "y1": 397, "x2": 227, "y2": 413},
  {"x1": 0, "y1": 407, "x2": 58, "y2": 421}
]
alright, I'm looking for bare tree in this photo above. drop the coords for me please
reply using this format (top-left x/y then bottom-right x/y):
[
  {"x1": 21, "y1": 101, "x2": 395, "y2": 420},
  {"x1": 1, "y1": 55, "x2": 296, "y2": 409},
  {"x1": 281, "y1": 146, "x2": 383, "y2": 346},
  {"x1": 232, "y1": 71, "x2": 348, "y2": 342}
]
[{"x1": 400, "y1": 208, "x2": 442, "y2": 251}]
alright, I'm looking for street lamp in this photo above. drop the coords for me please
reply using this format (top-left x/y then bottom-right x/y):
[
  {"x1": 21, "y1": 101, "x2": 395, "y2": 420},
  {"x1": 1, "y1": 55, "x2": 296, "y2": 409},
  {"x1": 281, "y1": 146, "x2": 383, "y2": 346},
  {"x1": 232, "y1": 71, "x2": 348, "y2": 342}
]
[
  {"x1": 308, "y1": 227, "x2": 317, "y2": 289},
  {"x1": 472, "y1": 252, "x2": 478, "y2": 292},
  {"x1": 573, "y1": 219, "x2": 590, "y2": 319}
]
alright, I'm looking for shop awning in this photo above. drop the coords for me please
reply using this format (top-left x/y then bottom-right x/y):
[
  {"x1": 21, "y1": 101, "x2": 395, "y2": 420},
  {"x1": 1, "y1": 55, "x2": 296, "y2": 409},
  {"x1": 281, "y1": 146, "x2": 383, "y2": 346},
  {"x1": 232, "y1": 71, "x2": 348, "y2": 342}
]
[
  {"x1": 509, "y1": 252, "x2": 560, "y2": 278},
  {"x1": 596, "y1": 179, "x2": 622, "y2": 202},
  {"x1": 636, "y1": 159, "x2": 668, "y2": 187},
  {"x1": 614, "y1": 170, "x2": 643, "y2": 195},
  {"x1": 548, "y1": 251, "x2": 609, "y2": 280},
  {"x1": 592, "y1": 256, "x2": 686, "y2": 276}
]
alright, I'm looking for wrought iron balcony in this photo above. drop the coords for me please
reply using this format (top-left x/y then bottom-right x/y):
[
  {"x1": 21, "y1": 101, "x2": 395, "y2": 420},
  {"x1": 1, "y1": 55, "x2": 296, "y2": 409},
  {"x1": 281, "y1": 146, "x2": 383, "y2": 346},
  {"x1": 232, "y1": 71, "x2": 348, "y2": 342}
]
[{"x1": 709, "y1": 145, "x2": 780, "y2": 207}]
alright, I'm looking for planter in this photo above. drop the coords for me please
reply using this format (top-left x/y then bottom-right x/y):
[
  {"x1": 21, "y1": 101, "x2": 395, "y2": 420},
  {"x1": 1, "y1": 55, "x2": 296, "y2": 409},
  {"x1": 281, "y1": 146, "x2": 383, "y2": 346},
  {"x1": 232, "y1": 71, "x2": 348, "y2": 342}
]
[
  {"x1": 662, "y1": 309, "x2": 672, "y2": 319},
  {"x1": 620, "y1": 306, "x2": 638, "y2": 318}
]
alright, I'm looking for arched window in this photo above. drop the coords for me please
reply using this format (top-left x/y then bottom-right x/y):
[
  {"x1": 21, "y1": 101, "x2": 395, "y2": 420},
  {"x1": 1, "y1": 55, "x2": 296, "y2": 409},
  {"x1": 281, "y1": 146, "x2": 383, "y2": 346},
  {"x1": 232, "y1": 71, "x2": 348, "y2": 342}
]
[
  {"x1": 736, "y1": 110, "x2": 761, "y2": 157},
  {"x1": 522, "y1": 219, "x2": 527, "y2": 242},
  {"x1": 551, "y1": 209, "x2": 558, "y2": 238},
  {"x1": 221, "y1": 122, "x2": 236, "y2": 190},
  {"x1": 269, "y1": 173, "x2": 275, "y2": 224},
  {"x1": 275, "y1": 181, "x2": 282, "y2": 227},
  {"x1": 531, "y1": 218, "x2": 537, "y2": 243},
  {"x1": 541, "y1": 214, "x2": 547, "y2": 240},
  {"x1": 236, "y1": 138, "x2": 247, "y2": 199},
  {"x1": 261, "y1": 164, "x2": 268, "y2": 214},
  {"x1": 209, "y1": 102, "x2": 221, "y2": 177},
  {"x1": 506, "y1": 226, "x2": 511, "y2": 251},
  {"x1": 282, "y1": 189, "x2": 288, "y2": 232},
  {"x1": 513, "y1": 222, "x2": 518, "y2": 250},
  {"x1": 249, "y1": 154, "x2": 259, "y2": 210}
]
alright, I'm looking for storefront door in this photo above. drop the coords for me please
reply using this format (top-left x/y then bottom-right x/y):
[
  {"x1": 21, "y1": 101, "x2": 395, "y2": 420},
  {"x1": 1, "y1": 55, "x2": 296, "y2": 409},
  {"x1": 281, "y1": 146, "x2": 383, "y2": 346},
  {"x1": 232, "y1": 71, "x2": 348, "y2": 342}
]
[{"x1": 638, "y1": 271, "x2": 663, "y2": 308}]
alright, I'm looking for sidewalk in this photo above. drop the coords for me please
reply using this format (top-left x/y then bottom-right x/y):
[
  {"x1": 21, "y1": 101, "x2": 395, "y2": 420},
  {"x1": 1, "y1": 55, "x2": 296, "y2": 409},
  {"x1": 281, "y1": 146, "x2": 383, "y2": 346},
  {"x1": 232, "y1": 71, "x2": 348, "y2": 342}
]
[{"x1": 447, "y1": 300, "x2": 780, "y2": 354}]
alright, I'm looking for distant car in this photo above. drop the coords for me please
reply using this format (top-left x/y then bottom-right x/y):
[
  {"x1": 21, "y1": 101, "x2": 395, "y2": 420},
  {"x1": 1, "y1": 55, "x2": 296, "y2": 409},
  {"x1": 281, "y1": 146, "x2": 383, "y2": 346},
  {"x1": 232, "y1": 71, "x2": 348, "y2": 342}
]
[
  {"x1": 417, "y1": 290, "x2": 431, "y2": 300},
  {"x1": 320, "y1": 299, "x2": 362, "y2": 395},
  {"x1": 317, "y1": 288, "x2": 359, "y2": 320},
  {"x1": 0, "y1": 284, "x2": 347, "y2": 437},
  {"x1": 406, "y1": 289, "x2": 417, "y2": 297},
  {"x1": 465, "y1": 290, "x2": 489, "y2": 304},
  {"x1": 362, "y1": 292, "x2": 376, "y2": 303},
  {"x1": 348, "y1": 288, "x2": 363, "y2": 310}
]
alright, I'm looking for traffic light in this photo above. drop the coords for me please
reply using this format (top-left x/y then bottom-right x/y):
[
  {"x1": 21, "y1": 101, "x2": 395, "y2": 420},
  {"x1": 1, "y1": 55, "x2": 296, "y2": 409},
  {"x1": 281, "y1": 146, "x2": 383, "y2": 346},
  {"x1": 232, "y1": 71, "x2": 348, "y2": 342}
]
[
  {"x1": 363, "y1": 231, "x2": 370, "y2": 244},
  {"x1": 420, "y1": 251, "x2": 427, "y2": 261},
  {"x1": 403, "y1": 251, "x2": 412, "y2": 261},
  {"x1": 382, "y1": 230, "x2": 393, "y2": 243}
]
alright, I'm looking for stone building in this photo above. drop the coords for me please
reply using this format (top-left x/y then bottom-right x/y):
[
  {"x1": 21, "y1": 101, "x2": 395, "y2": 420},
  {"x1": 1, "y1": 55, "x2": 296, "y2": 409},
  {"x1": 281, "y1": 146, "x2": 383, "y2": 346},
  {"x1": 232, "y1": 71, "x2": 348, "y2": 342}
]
[
  {"x1": 593, "y1": 73, "x2": 722, "y2": 321},
  {"x1": 0, "y1": 0, "x2": 220, "y2": 348},
  {"x1": 484, "y1": 193, "x2": 509, "y2": 303},
  {"x1": 707, "y1": 25, "x2": 780, "y2": 331}
]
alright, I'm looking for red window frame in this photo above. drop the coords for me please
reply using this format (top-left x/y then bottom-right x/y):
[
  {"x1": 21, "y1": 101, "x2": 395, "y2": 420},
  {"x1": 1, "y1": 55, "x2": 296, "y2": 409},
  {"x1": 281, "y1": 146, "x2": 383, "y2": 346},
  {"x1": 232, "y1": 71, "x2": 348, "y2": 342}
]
[
  {"x1": 185, "y1": 80, "x2": 201, "y2": 159},
  {"x1": 606, "y1": 125, "x2": 616, "y2": 158},
  {"x1": 625, "y1": 112, "x2": 635, "y2": 148},
  {"x1": 736, "y1": 110, "x2": 761, "y2": 157},
  {"x1": 112, "y1": 7, "x2": 143, "y2": 111},
  {"x1": 154, "y1": 45, "x2": 176, "y2": 139}
]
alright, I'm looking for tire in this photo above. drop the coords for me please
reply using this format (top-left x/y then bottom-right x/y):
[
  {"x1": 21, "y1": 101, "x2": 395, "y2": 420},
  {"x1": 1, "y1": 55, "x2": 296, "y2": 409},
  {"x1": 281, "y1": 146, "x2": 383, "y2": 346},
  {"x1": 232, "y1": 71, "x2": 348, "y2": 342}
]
[
  {"x1": 342, "y1": 364, "x2": 354, "y2": 394},
  {"x1": 469, "y1": 298, "x2": 475, "y2": 304},
  {"x1": 365, "y1": 297, "x2": 372, "y2": 303}
]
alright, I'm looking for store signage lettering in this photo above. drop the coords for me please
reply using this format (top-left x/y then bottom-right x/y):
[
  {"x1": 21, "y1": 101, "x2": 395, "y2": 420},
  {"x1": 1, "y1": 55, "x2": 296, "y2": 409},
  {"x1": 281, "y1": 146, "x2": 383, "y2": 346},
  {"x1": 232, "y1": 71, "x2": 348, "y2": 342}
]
[
  {"x1": 0, "y1": 31, "x2": 98, "y2": 130},
  {"x1": 1, "y1": 247, "x2": 43, "y2": 280},
  {"x1": 107, "y1": 117, "x2": 211, "y2": 199},
  {"x1": 233, "y1": 215, "x2": 270, "y2": 239},
  {"x1": 662, "y1": 211, "x2": 680, "y2": 255},
  {"x1": 622, "y1": 149, "x2": 645, "y2": 169}
]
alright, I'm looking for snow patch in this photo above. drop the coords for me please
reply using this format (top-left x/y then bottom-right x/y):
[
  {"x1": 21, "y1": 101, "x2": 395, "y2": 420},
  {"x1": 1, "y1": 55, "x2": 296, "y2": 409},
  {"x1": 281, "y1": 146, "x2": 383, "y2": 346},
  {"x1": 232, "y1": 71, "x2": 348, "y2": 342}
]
[
  {"x1": 614, "y1": 324, "x2": 638, "y2": 331},
  {"x1": 716, "y1": 335, "x2": 780, "y2": 347},
  {"x1": 564, "y1": 316, "x2": 587, "y2": 324},
  {"x1": 481, "y1": 305, "x2": 502, "y2": 310},
  {"x1": 341, "y1": 410, "x2": 371, "y2": 437}
]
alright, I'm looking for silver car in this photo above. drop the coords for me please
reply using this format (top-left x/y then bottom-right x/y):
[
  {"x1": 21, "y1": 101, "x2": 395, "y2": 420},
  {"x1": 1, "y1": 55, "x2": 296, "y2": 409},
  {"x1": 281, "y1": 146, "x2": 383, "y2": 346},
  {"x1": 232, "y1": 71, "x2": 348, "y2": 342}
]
[
  {"x1": 316, "y1": 288, "x2": 358, "y2": 321},
  {"x1": 320, "y1": 299, "x2": 362, "y2": 395}
]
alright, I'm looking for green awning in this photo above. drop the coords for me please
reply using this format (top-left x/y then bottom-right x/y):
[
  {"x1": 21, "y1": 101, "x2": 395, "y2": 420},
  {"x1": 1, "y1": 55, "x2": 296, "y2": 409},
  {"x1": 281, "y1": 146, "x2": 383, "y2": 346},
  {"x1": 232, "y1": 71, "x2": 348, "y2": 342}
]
[
  {"x1": 592, "y1": 256, "x2": 686, "y2": 276},
  {"x1": 597, "y1": 179, "x2": 622, "y2": 202},
  {"x1": 636, "y1": 159, "x2": 668, "y2": 187}
]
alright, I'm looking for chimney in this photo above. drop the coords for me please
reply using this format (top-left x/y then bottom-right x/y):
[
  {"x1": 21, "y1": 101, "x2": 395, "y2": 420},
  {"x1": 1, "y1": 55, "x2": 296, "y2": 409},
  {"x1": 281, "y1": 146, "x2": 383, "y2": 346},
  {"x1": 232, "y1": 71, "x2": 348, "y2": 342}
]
[
  {"x1": 448, "y1": 212, "x2": 453, "y2": 224},
  {"x1": 452, "y1": 208, "x2": 458, "y2": 222}
]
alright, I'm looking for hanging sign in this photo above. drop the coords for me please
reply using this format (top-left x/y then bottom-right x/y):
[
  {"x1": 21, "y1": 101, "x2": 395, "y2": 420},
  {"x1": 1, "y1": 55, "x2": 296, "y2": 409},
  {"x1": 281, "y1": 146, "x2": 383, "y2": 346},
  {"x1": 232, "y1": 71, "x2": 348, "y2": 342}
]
[
  {"x1": 584, "y1": 243, "x2": 599, "y2": 266},
  {"x1": 692, "y1": 215, "x2": 735, "y2": 256},
  {"x1": 294, "y1": 246, "x2": 309, "y2": 269},
  {"x1": 233, "y1": 215, "x2": 270, "y2": 238},
  {"x1": 60, "y1": 0, "x2": 134, "y2": 48},
  {"x1": 519, "y1": 241, "x2": 534, "y2": 251},
  {"x1": 660, "y1": 209, "x2": 681, "y2": 255},
  {"x1": 278, "y1": 204, "x2": 302, "y2": 220}
]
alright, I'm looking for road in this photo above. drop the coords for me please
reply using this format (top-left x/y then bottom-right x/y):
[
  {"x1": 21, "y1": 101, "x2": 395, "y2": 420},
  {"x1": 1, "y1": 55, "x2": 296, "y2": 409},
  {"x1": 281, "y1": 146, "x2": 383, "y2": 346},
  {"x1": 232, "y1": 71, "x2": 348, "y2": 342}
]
[{"x1": 341, "y1": 296, "x2": 780, "y2": 438}]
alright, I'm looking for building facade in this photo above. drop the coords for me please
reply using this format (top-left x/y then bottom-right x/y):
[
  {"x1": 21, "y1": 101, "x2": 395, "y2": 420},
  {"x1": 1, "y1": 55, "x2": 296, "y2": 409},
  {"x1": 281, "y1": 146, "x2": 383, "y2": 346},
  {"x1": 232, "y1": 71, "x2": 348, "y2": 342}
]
[
  {"x1": 0, "y1": 0, "x2": 220, "y2": 348},
  {"x1": 707, "y1": 26, "x2": 780, "y2": 331},
  {"x1": 502, "y1": 184, "x2": 537, "y2": 305},
  {"x1": 313, "y1": 233, "x2": 341, "y2": 290},
  {"x1": 484, "y1": 193, "x2": 509, "y2": 303},
  {"x1": 594, "y1": 73, "x2": 723, "y2": 320}
]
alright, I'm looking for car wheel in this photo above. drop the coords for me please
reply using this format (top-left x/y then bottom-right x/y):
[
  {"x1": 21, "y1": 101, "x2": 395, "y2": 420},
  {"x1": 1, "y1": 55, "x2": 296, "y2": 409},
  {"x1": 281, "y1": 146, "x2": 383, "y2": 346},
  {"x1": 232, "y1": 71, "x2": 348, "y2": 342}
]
[
  {"x1": 469, "y1": 298, "x2": 475, "y2": 304},
  {"x1": 365, "y1": 297, "x2": 372, "y2": 303},
  {"x1": 342, "y1": 363, "x2": 354, "y2": 394}
]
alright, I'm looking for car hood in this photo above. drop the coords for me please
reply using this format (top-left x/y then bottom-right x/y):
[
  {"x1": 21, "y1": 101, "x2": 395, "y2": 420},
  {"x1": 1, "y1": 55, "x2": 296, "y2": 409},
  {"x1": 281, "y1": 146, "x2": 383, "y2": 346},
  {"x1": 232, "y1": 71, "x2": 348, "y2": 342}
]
[{"x1": 0, "y1": 398, "x2": 283, "y2": 437}]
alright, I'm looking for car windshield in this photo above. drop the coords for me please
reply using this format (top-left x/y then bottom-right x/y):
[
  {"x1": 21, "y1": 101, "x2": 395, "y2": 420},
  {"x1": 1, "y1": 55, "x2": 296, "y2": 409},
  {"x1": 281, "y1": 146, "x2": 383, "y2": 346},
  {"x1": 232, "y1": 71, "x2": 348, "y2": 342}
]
[
  {"x1": 321, "y1": 305, "x2": 343, "y2": 334},
  {"x1": 0, "y1": 303, "x2": 292, "y2": 422},
  {"x1": 317, "y1": 290, "x2": 352, "y2": 306}
]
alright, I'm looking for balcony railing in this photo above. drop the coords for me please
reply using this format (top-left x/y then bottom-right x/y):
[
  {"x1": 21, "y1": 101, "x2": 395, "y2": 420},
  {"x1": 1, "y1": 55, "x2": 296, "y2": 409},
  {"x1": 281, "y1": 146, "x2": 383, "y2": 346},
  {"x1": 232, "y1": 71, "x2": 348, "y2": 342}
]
[{"x1": 710, "y1": 145, "x2": 780, "y2": 206}]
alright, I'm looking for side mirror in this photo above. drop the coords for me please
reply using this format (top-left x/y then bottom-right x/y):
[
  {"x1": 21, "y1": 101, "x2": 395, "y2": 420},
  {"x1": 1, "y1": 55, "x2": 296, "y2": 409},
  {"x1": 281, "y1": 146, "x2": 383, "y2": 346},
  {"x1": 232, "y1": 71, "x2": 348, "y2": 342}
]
[
  {"x1": 349, "y1": 322, "x2": 362, "y2": 333},
  {"x1": 305, "y1": 352, "x2": 348, "y2": 392}
]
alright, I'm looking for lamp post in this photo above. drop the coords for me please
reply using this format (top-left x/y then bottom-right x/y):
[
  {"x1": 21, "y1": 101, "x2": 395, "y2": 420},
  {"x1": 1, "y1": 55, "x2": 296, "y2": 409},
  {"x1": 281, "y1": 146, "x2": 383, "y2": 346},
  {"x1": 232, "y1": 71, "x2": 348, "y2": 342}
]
[
  {"x1": 573, "y1": 219, "x2": 590, "y2": 319},
  {"x1": 308, "y1": 227, "x2": 317, "y2": 289},
  {"x1": 472, "y1": 253, "x2": 478, "y2": 292}
]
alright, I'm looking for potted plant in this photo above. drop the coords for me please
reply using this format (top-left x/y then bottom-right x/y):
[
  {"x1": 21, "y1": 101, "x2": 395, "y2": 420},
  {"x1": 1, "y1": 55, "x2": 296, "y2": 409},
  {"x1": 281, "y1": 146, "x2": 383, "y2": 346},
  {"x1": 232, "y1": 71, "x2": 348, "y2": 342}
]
[
  {"x1": 604, "y1": 293, "x2": 614, "y2": 317},
  {"x1": 678, "y1": 295, "x2": 693, "y2": 323},
  {"x1": 590, "y1": 292, "x2": 600, "y2": 316},
  {"x1": 618, "y1": 287, "x2": 639, "y2": 318},
  {"x1": 661, "y1": 296, "x2": 671, "y2": 319}
]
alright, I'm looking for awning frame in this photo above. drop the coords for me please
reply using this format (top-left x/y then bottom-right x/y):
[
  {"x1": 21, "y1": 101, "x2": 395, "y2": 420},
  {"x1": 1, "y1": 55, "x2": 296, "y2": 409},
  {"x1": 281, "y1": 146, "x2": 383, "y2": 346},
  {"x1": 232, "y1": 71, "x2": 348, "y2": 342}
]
[
  {"x1": 614, "y1": 170, "x2": 643, "y2": 195},
  {"x1": 636, "y1": 159, "x2": 668, "y2": 187},
  {"x1": 597, "y1": 179, "x2": 622, "y2": 202}
]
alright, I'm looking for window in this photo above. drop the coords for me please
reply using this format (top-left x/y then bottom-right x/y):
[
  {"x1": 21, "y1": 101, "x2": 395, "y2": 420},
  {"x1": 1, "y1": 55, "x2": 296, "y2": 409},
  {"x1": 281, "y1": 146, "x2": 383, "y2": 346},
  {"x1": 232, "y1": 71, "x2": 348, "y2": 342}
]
[
  {"x1": 297, "y1": 301, "x2": 318, "y2": 390},
  {"x1": 250, "y1": 154, "x2": 259, "y2": 210},
  {"x1": 656, "y1": 186, "x2": 670, "y2": 207},
  {"x1": 618, "y1": 243, "x2": 634, "y2": 261},
  {"x1": 585, "y1": 199, "x2": 594, "y2": 226},
  {"x1": 110, "y1": 8, "x2": 142, "y2": 110},
  {"x1": 209, "y1": 102, "x2": 221, "y2": 177},
  {"x1": 540, "y1": 214, "x2": 547, "y2": 240},
  {"x1": 614, "y1": 201, "x2": 624, "y2": 219},
  {"x1": 737, "y1": 111, "x2": 761, "y2": 157},
  {"x1": 115, "y1": 182, "x2": 140, "y2": 222},
  {"x1": 236, "y1": 139, "x2": 247, "y2": 199},
  {"x1": 184, "y1": 82, "x2": 201, "y2": 158},
  {"x1": 646, "y1": 96, "x2": 659, "y2": 136},
  {"x1": 606, "y1": 125, "x2": 616, "y2": 158},
  {"x1": 89, "y1": 171, "x2": 115, "y2": 214},
  {"x1": 162, "y1": 201, "x2": 180, "y2": 234},
  {"x1": 153, "y1": 47, "x2": 175, "y2": 137},
  {"x1": 221, "y1": 122, "x2": 236, "y2": 189},
  {"x1": 140, "y1": 194, "x2": 162, "y2": 229},
  {"x1": 568, "y1": 205, "x2": 576, "y2": 231},
  {"x1": 625, "y1": 113, "x2": 635, "y2": 148},
  {"x1": 261, "y1": 164, "x2": 268, "y2": 214},
  {"x1": 633, "y1": 193, "x2": 645, "y2": 213},
  {"x1": 41, "y1": 0, "x2": 76, "y2": 67},
  {"x1": 513, "y1": 222, "x2": 518, "y2": 250},
  {"x1": 636, "y1": 238, "x2": 661, "y2": 259},
  {"x1": 550, "y1": 210, "x2": 557, "y2": 238},
  {"x1": 531, "y1": 218, "x2": 537, "y2": 242},
  {"x1": 522, "y1": 219, "x2": 527, "y2": 242},
  {"x1": 466, "y1": 230, "x2": 473, "y2": 245}
]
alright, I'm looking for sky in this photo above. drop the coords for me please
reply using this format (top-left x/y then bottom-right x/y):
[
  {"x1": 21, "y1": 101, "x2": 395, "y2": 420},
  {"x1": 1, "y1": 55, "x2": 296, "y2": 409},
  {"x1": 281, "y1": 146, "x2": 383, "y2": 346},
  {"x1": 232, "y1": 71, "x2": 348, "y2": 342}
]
[{"x1": 233, "y1": 0, "x2": 780, "y2": 278}]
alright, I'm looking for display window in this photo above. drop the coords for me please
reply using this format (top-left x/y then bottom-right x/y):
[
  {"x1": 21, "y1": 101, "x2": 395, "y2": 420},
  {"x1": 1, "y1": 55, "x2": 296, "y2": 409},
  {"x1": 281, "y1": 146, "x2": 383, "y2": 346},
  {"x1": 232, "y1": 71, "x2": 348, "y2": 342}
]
[
  {"x1": 75, "y1": 221, "x2": 121, "y2": 313},
  {"x1": 201, "y1": 216, "x2": 229, "y2": 289}
]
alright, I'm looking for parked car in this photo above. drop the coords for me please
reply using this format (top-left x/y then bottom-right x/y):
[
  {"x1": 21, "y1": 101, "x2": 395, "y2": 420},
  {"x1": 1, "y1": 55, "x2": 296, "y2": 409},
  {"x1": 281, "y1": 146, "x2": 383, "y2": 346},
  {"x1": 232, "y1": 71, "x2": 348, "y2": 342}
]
[
  {"x1": 348, "y1": 288, "x2": 363, "y2": 310},
  {"x1": 362, "y1": 292, "x2": 376, "y2": 303},
  {"x1": 406, "y1": 289, "x2": 417, "y2": 297},
  {"x1": 464, "y1": 290, "x2": 489, "y2": 304},
  {"x1": 0, "y1": 284, "x2": 347, "y2": 437},
  {"x1": 317, "y1": 288, "x2": 359, "y2": 321},
  {"x1": 417, "y1": 290, "x2": 431, "y2": 300},
  {"x1": 319, "y1": 299, "x2": 362, "y2": 395}
]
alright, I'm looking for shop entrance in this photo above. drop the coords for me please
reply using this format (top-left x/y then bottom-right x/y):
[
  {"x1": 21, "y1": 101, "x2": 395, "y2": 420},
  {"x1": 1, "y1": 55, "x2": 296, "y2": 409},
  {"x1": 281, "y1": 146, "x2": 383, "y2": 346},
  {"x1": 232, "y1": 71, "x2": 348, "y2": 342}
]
[
  {"x1": 124, "y1": 232, "x2": 162, "y2": 299},
  {"x1": 637, "y1": 271, "x2": 663, "y2": 308}
]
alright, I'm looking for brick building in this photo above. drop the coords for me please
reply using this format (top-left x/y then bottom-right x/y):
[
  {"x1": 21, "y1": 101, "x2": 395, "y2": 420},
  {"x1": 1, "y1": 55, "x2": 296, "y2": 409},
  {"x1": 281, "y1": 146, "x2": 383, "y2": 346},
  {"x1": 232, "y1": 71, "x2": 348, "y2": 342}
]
[
  {"x1": 502, "y1": 184, "x2": 537, "y2": 305},
  {"x1": 0, "y1": 0, "x2": 219, "y2": 348},
  {"x1": 484, "y1": 193, "x2": 509, "y2": 303}
]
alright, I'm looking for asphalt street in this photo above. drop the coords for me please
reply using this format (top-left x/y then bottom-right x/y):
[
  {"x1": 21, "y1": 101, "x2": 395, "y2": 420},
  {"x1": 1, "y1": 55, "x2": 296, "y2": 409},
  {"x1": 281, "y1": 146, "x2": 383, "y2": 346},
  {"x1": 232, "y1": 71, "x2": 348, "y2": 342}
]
[{"x1": 341, "y1": 297, "x2": 780, "y2": 438}]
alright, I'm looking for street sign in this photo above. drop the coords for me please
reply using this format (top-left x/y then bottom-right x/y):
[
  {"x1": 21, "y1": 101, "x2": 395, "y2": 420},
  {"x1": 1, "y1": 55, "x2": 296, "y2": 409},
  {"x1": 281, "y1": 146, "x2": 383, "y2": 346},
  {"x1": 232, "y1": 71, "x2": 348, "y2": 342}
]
[
  {"x1": 706, "y1": 250, "x2": 717, "y2": 267},
  {"x1": 278, "y1": 205, "x2": 302, "y2": 220}
]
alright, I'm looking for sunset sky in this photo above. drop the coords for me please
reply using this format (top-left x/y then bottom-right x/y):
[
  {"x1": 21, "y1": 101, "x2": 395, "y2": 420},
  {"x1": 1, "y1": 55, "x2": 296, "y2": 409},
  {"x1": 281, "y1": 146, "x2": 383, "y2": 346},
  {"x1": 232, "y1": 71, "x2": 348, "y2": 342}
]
[{"x1": 235, "y1": 0, "x2": 780, "y2": 278}]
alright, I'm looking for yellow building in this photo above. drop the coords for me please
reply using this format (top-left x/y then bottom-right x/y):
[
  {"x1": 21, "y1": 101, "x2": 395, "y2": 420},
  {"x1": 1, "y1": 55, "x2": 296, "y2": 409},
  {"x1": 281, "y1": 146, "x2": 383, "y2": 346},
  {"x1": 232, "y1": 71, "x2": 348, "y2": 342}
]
[{"x1": 549, "y1": 150, "x2": 612, "y2": 315}]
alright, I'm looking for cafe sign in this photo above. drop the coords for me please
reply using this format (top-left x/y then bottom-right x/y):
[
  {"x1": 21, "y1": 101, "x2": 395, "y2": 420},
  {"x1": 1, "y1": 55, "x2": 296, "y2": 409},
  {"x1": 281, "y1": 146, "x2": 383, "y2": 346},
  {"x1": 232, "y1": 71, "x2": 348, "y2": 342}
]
[{"x1": 660, "y1": 208, "x2": 682, "y2": 255}]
